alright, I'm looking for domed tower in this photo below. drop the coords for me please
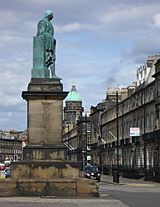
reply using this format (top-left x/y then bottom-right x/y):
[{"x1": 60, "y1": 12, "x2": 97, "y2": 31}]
[{"x1": 64, "y1": 83, "x2": 84, "y2": 126}]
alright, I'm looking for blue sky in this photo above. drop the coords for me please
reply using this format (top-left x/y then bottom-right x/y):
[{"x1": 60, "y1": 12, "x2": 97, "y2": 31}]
[{"x1": 1, "y1": 0, "x2": 160, "y2": 130}]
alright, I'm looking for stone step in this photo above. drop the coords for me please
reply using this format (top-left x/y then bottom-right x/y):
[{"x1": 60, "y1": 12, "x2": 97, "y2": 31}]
[{"x1": 0, "y1": 178, "x2": 99, "y2": 197}]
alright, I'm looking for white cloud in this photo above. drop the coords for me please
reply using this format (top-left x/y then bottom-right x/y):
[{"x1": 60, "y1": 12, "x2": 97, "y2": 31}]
[
  {"x1": 0, "y1": 59, "x2": 29, "y2": 109},
  {"x1": 153, "y1": 13, "x2": 160, "y2": 28},
  {"x1": 98, "y1": 4, "x2": 160, "y2": 36},
  {"x1": 0, "y1": 117, "x2": 10, "y2": 124},
  {"x1": 56, "y1": 23, "x2": 83, "y2": 33}
]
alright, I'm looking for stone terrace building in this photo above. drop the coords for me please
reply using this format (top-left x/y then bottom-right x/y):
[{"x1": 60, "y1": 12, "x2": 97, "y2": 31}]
[
  {"x1": 90, "y1": 87, "x2": 130, "y2": 171},
  {"x1": 0, "y1": 130, "x2": 24, "y2": 162},
  {"x1": 63, "y1": 83, "x2": 84, "y2": 160},
  {"x1": 63, "y1": 83, "x2": 92, "y2": 167},
  {"x1": 90, "y1": 101, "x2": 106, "y2": 167},
  {"x1": 101, "y1": 55, "x2": 160, "y2": 180},
  {"x1": 63, "y1": 114, "x2": 91, "y2": 168}
]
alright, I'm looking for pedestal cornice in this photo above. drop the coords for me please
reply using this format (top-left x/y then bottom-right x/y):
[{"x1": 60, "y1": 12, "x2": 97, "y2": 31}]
[{"x1": 22, "y1": 91, "x2": 68, "y2": 100}]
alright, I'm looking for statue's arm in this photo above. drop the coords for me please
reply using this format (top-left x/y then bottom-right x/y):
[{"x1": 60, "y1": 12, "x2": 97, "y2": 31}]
[{"x1": 37, "y1": 20, "x2": 46, "y2": 36}]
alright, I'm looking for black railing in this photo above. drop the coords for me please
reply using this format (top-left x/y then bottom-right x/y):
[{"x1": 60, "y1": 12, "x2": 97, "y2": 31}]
[
  {"x1": 102, "y1": 165, "x2": 160, "y2": 182},
  {"x1": 142, "y1": 129, "x2": 160, "y2": 141}
]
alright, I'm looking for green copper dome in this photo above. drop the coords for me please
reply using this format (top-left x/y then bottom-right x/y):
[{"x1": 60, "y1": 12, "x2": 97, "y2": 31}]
[{"x1": 66, "y1": 83, "x2": 81, "y2": 102}]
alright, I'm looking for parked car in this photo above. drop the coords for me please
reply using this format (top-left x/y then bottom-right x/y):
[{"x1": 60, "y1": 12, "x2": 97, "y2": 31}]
[{"x1": 83, "y1": 165, "x2": 101, "y2": 181}]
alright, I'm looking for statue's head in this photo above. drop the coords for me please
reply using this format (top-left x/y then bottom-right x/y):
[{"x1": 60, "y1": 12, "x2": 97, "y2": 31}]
[{"x1": 44, "y1": 10, "x2": 53, "y2": 20}]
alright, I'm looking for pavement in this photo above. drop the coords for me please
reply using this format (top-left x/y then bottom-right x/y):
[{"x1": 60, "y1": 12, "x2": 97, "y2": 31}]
[
  {"x1": 0, "y1": 197, "x2": 129, "y2": 207},
  {"x1": 100, "y1": 174, "x2": 160, "y2": 187},
  {"x1": 0, "y1": 176, "x2": 160, "y2": 207}
]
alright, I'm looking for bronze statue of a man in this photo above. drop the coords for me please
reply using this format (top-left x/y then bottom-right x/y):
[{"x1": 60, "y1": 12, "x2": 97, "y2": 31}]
[{"x1": 32, "y1": 10, "x2": 59, "y2": 79}]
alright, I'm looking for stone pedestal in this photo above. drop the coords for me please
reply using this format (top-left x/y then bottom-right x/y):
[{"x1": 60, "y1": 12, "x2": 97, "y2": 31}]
[
  {"x1": 22, "y1": 78, "x2": 68, "y2": 160},
  {"x1": 22, "y1": 78, "x2": 67, "y2": 145},
  {"x1": 1, "y1": 78, "x2": 99, "y2": 197}
]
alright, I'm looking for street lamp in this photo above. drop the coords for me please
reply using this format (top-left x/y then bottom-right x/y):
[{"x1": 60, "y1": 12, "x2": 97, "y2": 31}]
[
  {"x1": 108, "y1": 89, "x2": 120, "y2": 183},
  {"x1": 98, "y1": 136, "x2": 103, "y2": 173},
  {"x1": 143, "y1": 92, "x2": 147, "y2": 180},
  {"x1": 67, "y1": 124, "x2": 70, "y2": 160},
  {"x1": 116, "y1": 89, "x2": 120, "y2": 183},
  {"x1": 85, "y1": 112, "x2": 88, "y2": 165}
]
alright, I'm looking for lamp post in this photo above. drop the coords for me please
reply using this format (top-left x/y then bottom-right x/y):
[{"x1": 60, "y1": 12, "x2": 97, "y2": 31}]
[
  {"x1": 110, "y1": 89, "x2": 120, "y2": 183},
  {"x1": 85, "y1": 112, "x2": 88, "y2": 166},
  {"x1": 143, "y1": 91, "x2": 147, "y2": 180},
  {"x1": 116, "y1": 89, "x2": 120, "y2": 183},
  {"x1": 98, "y1": 136, "x2": 102, "y2": 173},
  {"x1": 67, "y1": 124, "x2": 70, "y2": 160}
]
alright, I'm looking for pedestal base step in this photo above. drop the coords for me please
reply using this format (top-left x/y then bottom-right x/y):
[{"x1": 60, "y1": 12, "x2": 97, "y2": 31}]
[
  {"x1": 0, "y1": 178, "x2": 99, "y2": 197},
  {"x1": 11, "y1": 160, "x2": 82, "y2": 179}
]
